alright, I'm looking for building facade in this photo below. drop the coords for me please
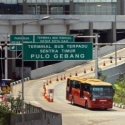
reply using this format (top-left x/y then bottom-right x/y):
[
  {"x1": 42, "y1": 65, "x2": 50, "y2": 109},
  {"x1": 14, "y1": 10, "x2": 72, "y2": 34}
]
[{"x1": 0, "y1": 0, "x2": 121, "y2": 15}]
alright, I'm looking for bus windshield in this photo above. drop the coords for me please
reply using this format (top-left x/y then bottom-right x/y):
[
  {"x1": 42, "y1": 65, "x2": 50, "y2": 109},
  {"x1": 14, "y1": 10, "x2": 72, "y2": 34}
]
[{"x1": 92, "y1": 86, "x2": 113, "y2": 98}]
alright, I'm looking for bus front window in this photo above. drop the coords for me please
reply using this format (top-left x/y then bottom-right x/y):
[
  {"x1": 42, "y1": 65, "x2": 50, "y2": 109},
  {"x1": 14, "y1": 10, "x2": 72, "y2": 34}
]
[{"x1": 92, "y1": 86, "x2": 113, "y2": 98}]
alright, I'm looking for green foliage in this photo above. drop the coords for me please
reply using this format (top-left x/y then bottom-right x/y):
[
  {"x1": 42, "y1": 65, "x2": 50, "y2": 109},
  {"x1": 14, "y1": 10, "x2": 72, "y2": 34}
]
[
  {"x1": 0, "y1": 97, "x2": 22, "y2": 125},
  {"x1": 98, "y1": 68, "x2": 107, "y2": 81},
  {"x1": 113, "y1": 78, "x2": 125, "y2": 104}
]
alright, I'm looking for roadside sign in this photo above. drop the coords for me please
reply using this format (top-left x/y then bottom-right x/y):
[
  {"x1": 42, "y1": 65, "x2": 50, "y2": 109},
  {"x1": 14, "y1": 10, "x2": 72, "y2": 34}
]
[
  {"x1": 23, "y1": 42, "x2": 93, "y2": 61},
  {"x1": 35, "y1": 35, "x2": 74, "y2": 43},
  {"x1": 10, "y1": 35, "x2": 33, "y2": 51},
  {"x1": 10, "y1": 35, "x2": 74, "y2": 51},
  {"x1": 1, "y1": 80, "x2": 6, "y2": 87}
]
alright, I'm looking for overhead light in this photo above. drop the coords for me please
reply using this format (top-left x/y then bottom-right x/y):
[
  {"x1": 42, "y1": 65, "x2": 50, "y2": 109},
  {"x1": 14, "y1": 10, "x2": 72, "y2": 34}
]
[
  {"x1": 42, "y1": 16, "x2": 50, "y2": 20},
  {"x1": 97, "y1": 5, "x2": 102, "y2": 7}
]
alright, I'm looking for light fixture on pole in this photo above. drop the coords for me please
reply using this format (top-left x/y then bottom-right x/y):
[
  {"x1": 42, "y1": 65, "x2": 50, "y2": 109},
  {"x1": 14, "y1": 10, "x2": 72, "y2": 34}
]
[
  {"x1": 21, "y1": 16, "x2": 50, "y2": 123},
  {"x1": 97, "y1": 4, "x2": 117, "y2": 66}
]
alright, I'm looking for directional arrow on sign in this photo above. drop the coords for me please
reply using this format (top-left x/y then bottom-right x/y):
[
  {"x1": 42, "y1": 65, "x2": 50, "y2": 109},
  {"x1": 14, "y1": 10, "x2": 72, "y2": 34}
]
[{"x1": 11, "y1": 46, "x2": 15, "y2": 50}]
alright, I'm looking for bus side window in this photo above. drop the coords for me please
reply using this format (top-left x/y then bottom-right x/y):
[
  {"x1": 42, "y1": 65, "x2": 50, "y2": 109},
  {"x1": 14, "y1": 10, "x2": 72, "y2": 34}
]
[
  {"x1": 75, "y1": 81, "x2": 80, "y2": 89},
  {"x1": 72, "y1": 81, "x2": 76, "y2": 88},
  {"x1": 83, "y1": 83, "x2": 90, "y2": 92}
]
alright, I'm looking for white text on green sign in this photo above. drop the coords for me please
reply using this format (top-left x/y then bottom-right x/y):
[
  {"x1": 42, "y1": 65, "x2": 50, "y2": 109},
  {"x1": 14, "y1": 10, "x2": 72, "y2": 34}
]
[
  {"x1": 10, "y1": 35, "x2": 33, "y2": 51},
  {"x1": 23, "y1": 42, "x2": 93, "y2": 61},
  {"x1": 35, "y1": 35, "x2": 74, "y2": 43}
]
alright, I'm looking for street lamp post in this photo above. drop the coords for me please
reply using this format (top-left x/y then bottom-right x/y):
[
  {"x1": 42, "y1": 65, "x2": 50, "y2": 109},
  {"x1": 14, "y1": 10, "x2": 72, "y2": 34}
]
[
  {"x1": 21, "y1": 16, "x2": 50, "y2": 123},
  {"x1": 97, "y1": 5, "x2": 117, "y2": 66}
]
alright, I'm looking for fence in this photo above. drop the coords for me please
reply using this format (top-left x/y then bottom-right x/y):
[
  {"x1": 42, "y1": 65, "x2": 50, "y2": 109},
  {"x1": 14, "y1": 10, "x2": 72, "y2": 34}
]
[{"x1": 10, "y1": 103, "x2": 62, "y2": 125}]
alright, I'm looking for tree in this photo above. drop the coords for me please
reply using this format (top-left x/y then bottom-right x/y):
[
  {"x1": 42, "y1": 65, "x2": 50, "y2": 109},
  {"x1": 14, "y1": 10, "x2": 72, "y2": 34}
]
[{"x1": 113, "y1": 78, "x2": 125, "y2": 103}]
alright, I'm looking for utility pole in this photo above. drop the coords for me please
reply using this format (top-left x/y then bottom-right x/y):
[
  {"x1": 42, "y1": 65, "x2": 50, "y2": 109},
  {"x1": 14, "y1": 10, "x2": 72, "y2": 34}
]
[
  {"x1": 21, "y1": 23, "x2": 24, "y2": 123},
  {"x1": 4, "y1": 34, "x2": 8, "y2": 79},
  {"x1": 95, "y1": 34, "x2": 99, "y2": 79}
]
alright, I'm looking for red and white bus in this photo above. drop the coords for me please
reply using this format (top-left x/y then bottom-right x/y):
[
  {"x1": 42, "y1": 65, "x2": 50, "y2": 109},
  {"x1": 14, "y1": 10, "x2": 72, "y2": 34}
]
[{"x1": 66, "y1": 77, "x2": 114, "y2": 109}]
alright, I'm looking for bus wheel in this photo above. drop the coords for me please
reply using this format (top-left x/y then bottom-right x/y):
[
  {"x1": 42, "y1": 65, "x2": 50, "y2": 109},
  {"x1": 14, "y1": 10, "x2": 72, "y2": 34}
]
[
  {"x1": 71, "y1": 98, "x2": 75, "y2": 105},
  {"x1": 85, "y1": 101, "x2": 88, "y2": 109}
]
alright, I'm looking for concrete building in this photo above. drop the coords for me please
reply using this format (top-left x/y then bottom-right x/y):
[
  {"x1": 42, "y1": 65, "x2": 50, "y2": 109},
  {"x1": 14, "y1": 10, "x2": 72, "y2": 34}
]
[{"x1": 0, "y1": 0, "x2": 125, "y2": 79}]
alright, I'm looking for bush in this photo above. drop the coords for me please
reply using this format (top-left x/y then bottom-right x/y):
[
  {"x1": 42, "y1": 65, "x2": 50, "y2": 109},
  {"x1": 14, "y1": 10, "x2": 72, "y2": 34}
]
[{"x1": 113, "y1": 78, "x2": 125, "y2": 105}]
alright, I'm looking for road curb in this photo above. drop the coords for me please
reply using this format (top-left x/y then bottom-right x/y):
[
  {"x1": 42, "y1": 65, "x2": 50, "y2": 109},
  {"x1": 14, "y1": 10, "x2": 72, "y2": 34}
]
[
  {"x1": 113, "y1": 102, "x2": 125, "y2": 109},
  {"x1": 10, "y1": 77, "x2": 30, "y2": 86}
]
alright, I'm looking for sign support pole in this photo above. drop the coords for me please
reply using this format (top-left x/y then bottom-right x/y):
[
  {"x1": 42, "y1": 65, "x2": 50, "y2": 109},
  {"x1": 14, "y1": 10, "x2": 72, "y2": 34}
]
[
  {"x1": 21, "y1": 23, "x2": 24, "y2": 123},
  {"x1": 95, "y1": 34, "x2": 99, "y2": 79},
  {"x1": 5, "y1": 34, "x2": 8, "y2": 79}
]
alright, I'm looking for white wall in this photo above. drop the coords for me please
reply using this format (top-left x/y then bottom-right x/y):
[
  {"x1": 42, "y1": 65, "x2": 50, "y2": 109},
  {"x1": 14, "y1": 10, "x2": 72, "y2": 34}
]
[
  {"x1": 0, "y1": 25, "x2": 12, "y2": 41},
  {"x1": 44, "y1": 24, "x2": 67, "y2": 34},
  {"x1": 16, "y1": 25, "x2": 41, "y2": 34}
]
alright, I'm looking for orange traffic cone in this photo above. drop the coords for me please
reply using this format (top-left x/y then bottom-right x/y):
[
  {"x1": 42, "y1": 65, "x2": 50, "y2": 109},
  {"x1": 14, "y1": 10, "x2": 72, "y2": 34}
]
[
  {"x1": 84, "y1": 68, "x2": 86, "y2": 73},
  {"x1": 64, "y1": 74, "x2": 66, "y2": 80},
  {"x1": 70, "y1": 73, "x2": 72, "y2": 77},
  {"x1": 49, "y1": 78, "x2": 52, "y2": 84},
  {"x1": 75, "y1": 71, "x2": 78, "y2": 76},
  {"x1": 46, "y1": 80, "x2": 48, "y2": 85},
  {"x1": 103, "y1": 61, "x2": 106, "y2": 66},
  {"x1": 110, "y1": 59, "x2": 113, "y2": 63},
  {"x1": 60, "y1": 75, "x2": 63, "y2": 80},
  {"x1": 119, "y1": 56, "x2": 121, "y2": 60},
  {"x1": 90, "y1": 66, "x2": 93, "y2": 71},
  {"x1": 56, "y1": 76, "x2": 59, "y2": 81}
]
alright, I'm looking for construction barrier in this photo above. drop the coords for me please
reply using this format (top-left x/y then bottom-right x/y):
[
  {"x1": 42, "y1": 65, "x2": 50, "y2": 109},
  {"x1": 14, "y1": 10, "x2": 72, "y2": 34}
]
[{"x1": 47, "y1": 89, "x2": 54, "y2": 102}]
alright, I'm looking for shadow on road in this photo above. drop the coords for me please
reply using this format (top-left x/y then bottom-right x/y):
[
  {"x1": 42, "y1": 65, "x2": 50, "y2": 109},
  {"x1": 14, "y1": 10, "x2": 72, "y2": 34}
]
[{"x1": 68, "y1": 103, "x2": 117, "y2": 112}]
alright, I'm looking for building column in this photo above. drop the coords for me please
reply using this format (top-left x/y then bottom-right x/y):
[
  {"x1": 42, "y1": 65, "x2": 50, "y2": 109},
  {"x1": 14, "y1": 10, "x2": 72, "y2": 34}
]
[
  {"x1": 8, "y1": 25, "x2": 16, "y2": 78},
  {"x1": 107, "y1": 22, "x2": 116, "y2": 43},
  {"x1": 23, "y1": 0, "x2": 28, "y2": 14},
  {"x1": 70, "y1": 0, "x2": 74, "y2": 14},
  {"x1": 66, "y1": 24, "x2": 70, "y2": 35},
  {"x1": 84, "y1": 22, "x2": 93, "y2": 42},
  {"x1": 38, "y1": 25, "x2": 44, "y2": 68}
]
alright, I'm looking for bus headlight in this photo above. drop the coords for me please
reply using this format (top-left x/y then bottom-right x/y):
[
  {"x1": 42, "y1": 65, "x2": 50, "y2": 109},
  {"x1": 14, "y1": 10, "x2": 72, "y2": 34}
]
[{"x1": 92, "y1": 98, "x2": 96, "y2": 101}]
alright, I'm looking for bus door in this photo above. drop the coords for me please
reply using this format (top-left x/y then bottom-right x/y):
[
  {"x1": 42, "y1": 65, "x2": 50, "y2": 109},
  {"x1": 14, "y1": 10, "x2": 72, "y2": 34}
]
[
  {"x1": 80, "y1": 82, "x2": 84, "y2": 98},
  {"x1": 74, "y1": 81, "x2": 80, "y2": 104},
  {"x1": 79, "y1": 83, "x2": 86, "y2": 105}
]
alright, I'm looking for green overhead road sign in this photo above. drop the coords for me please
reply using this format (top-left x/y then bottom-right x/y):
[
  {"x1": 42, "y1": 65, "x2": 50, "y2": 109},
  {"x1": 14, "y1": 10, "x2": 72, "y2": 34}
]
[
  {"x1": 23, "y1": 42, "x2": 93, "y2": 61},
  {"x1": 10, "y1": 35, "x2": 33, "y2": 51},
  {"x1": 10, "y1": 35, "x2": 74, "y2": 51},
  {"x1": 35, "y1": 35, "x2": 74, "y2": 43}
]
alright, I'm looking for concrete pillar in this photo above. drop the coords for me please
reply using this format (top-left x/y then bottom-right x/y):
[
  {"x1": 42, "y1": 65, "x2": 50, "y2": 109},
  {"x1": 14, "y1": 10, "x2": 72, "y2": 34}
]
[
  {"x1": 117, "y1": 0, "x2": 121, "y2": 15},
  {"x1": 66, "y1": 24, "x2": 70, "y2": 35},
  {"x1": 84, "y1": 22, "x2": 93, "y2": 42},
  {"x1": 70, "y1": 0, "x2": 74, "y2": 14},
  {"x1": 8, "y1": 25, "x2": 16, "y2": 78},
  {"x1": 23, "y1": 0, "x2": 28, "y2": 14},
  {"x1": 107, "y1": 22, "x2": 116, "y2": 43},
  {"x1": 38, "y1": 25, "x2": 44, "y2": 68}
]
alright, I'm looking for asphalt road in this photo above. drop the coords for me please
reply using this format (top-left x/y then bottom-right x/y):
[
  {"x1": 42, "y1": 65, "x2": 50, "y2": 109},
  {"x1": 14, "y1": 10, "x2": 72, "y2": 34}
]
[{"x1": 12, "y1": 48, "x2": 125, "y2": 125}]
